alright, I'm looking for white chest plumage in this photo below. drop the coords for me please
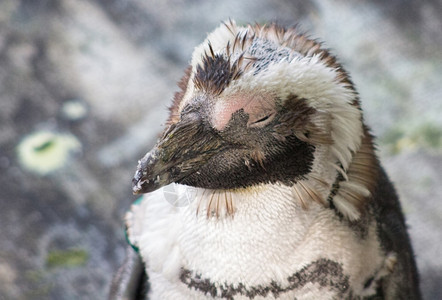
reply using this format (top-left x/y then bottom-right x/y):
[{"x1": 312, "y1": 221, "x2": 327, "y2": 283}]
[{"x1": 126, "y1": 184, "x2": 391, "y2": 299}]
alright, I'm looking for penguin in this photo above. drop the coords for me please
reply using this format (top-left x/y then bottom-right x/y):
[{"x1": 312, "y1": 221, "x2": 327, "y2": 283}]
[{"x1": 109, "y1": 20, "x2": 420, "y2": 299}]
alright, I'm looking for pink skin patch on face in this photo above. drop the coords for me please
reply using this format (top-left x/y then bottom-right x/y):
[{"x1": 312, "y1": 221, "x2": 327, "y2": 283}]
[{"x1": 212, "y1": 92, "x2": 276, "y2": 131}]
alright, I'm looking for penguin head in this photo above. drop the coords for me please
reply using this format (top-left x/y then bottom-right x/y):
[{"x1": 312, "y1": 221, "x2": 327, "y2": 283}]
[{"x1": 132, "y1": 21, "x2": 374, "y2": 219}]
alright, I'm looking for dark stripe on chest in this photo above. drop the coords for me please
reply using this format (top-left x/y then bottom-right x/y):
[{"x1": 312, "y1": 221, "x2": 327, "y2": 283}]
[{"x1": 179, "y1": 258, "x2": 349, "y2": 299}]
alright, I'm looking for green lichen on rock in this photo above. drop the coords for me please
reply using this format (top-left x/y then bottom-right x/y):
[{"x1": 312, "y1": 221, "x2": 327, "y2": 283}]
[
  {"x1": 416, "y1": 123, "x2": 442, "y2": 149},
  {"x1": 61, "y1": 100, "x2": 88, "y2": 121},
  {"x1": 17, "y1": 130, "x2": 81, "y2": 175},
  {"x1": 381, "y1": 122, "x2": 442, "y2": 154},
  {"x1": 46, "y1": 248, "x2": 88, "y2": 269}
]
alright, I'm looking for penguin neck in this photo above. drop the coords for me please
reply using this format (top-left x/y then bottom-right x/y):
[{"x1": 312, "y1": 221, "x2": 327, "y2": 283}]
[
  {"x1": 173, "y1": 183, "x2": 341, "y2": 286},
  {"x1": 181, "y1": 183, "x2": 327, "y2": 241},
  {"x1": 182, "y1": 177, "x2": 333, "y2": 218}
]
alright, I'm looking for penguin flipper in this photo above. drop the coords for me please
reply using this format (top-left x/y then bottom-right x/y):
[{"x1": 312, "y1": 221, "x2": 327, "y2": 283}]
[
  {"x1": 373, "y1": 167, "x2": 421, "y2": 299},
  {"x1": 109, "y1": 245, "x2": 149, "y2": 300}
]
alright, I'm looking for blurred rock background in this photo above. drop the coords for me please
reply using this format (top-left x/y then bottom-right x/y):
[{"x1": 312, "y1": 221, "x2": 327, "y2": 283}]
[{"x1": 0, "y1": 0, "x2": 440, "y2": 299}]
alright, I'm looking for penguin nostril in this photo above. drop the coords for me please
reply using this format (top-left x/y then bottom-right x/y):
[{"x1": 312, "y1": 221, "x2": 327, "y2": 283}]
[
  {"x1": 248, "y1": 113, "x2": 276, "y2": 128},
  {"x1": 255, "y1": 115, "x2": 271, "y2": 123}
]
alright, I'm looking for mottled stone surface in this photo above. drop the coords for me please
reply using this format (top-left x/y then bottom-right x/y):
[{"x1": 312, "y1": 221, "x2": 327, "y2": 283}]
[{"x1": 0, "y1": 0, "x2": 440, "y2": 299}]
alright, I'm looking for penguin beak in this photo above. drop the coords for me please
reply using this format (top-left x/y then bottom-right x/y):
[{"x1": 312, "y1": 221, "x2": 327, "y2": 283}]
[
  {"x1": 132, "y1": 147, "x2": 169, "y2": 195},
  {"x1": 132, "y1": 117, "x2": 224, "y2": 194}
]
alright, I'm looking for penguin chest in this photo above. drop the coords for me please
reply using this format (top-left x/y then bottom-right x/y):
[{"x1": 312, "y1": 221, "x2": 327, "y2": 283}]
[{"x1": 126, "y1": 184, "x2": 388, "y2": 299}]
